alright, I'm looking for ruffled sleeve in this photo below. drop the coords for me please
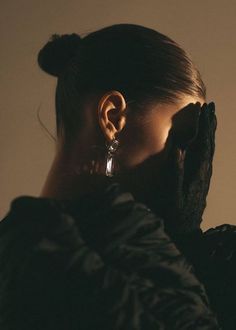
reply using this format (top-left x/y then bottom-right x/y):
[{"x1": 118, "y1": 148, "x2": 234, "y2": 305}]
[
  {"x1": 174, "y1": 223, "x2": 236, "y2": 330},
  {"x1": 0, "y1": 181, "x2": 220, "y2": 329}
]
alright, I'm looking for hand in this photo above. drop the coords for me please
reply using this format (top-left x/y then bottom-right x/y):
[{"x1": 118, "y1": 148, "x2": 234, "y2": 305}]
[{"x1": 146, "y1": 102, "x2": 217, "y2": 238}]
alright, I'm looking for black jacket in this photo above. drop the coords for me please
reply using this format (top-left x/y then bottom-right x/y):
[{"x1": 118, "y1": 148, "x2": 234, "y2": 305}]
[{"x1": 0, "y1": 179, "x2": 234, "y2": 329}]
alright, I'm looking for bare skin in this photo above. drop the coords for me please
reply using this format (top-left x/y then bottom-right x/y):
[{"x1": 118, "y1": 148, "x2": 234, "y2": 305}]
[{"x1": 40, "y1": 91, "x2": 205, "y2": 201}]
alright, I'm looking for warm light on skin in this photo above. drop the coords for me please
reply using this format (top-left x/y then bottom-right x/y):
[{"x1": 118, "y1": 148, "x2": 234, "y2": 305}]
[
  {"x1": 40, "y1": 93, "x2": 205, "y2": 200},
  {"x1": 116, "y1": 95, "x2": 205, "y2": 168}
]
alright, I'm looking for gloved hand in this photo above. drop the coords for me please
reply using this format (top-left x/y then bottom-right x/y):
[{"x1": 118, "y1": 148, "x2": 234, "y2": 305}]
[{"x1": 145, "y1": 102, "x2": 217, "y2": 238}]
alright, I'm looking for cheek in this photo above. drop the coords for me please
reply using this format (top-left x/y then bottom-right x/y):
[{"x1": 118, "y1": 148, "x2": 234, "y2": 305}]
[
  {"x1": 117, "y1": 117, "x2": 172, "y2": 168},
  {"x1": 147, "y1": 118, "x2": 172, "y2": 155}
]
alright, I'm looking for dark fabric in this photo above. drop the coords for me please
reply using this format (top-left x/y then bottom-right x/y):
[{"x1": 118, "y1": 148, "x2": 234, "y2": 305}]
[
  {"x1": 174, "y1": 224, "x2": 236, "y2": 330},
  {"x1": 0, "y1": 180, "x2": 231, "y2": 329}
]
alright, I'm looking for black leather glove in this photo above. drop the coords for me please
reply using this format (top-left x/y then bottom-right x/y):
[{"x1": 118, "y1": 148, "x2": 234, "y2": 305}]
[{"x1": 145, "y1": 102, "x2": 217, "y2": 238}]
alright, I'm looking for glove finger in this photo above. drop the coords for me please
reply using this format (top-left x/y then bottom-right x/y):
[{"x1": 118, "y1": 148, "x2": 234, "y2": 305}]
[
  {"x1": 183, "y1": 102, "x2": 217, "y2": 201},
  {"x1": 173, "y1": 102, "x2": 202, "y2": 151},
  {"x1": 183, "y1": 102, "x2": 212, "y2": 180},
  {"x1": 208, "y1": 102, "x2": 217, "y2": 160},
  {"x1": 197, "y1": 102, "x2": 217, "y2": 172},
  {"x1": 200, "y1": 102, "x2": 217, "y2": 196}
]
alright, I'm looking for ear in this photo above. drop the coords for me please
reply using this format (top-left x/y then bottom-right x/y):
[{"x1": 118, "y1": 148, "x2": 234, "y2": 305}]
[{"x1": 97, "y1": 90, "x2": 127, "y2": 142}]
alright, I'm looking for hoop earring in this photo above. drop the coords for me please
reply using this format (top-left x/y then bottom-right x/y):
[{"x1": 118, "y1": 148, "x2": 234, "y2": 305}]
[{"x1": 105, "y1": 138, "x2": 119, "y2": 177}]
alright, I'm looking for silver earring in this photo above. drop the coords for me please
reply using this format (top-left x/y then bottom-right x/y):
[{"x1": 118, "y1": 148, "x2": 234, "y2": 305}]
[{"x1": 105, "y1": 138, "x2": 119, "y2": 177}]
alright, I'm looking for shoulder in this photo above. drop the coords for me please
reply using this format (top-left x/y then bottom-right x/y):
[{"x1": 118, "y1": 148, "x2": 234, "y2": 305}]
[
  {"x1": 198, "y1": 223, "x2": 236, "y2": 285},
  {"x1": 199, "y1": 223, "x2": 236, "y2": 287},
  {"x1": 0, "y1": 191, "x2": 221, "y2": 329},
  {"x1": 203, "y1": 223, "x2": 236, "y2": 262},
  {"x1": 196, "y1": 224, "x2": 236, "y2": 330}
]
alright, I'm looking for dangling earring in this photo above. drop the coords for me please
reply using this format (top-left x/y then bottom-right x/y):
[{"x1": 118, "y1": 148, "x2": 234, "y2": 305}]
[{"x1": 105, "y1": 137, "x2": 119, "y2": 177}]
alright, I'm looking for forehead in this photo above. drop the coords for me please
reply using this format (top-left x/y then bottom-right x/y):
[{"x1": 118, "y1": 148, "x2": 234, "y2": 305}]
[{"x1": 147, "y1": 96, "x2": 204, "y2": 119}]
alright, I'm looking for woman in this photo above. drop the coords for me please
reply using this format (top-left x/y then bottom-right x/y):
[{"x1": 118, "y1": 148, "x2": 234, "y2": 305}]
[{"x1": 0, "y1": 24, "x2": 235, "y2": 329}]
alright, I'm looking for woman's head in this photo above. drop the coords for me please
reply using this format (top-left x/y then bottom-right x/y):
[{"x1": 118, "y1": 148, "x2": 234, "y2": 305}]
[
  {"x1": 38, "y1": 24, "x2": 205, "y2": 200},
  {"x1": 38, "y1": 23, "x2": 205, "y2": 138}
]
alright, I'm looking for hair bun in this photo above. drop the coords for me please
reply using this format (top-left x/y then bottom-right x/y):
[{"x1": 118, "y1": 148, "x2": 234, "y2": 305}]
[{"x1": 37, "y1": 33, "x2": 81, "y2": 77}]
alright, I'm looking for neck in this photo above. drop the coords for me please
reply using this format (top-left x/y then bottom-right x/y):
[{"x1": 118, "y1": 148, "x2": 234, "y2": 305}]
[
  {"x1": 39, "y1": 147, "x2": 109, "y2": 200},
  {"x1": 39, "y1": 136, "x2": 167, "y2": 202}
]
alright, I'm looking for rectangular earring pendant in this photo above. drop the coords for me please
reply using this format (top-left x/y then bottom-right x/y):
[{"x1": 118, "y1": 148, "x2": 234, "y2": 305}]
[{"x1": 106, "y1": 153, "x2": 114, "y2": 177}]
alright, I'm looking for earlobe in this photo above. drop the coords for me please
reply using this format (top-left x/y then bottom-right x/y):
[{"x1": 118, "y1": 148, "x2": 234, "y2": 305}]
[{"x1": 97, "y1": 91, "x2": 127, "y2": 142}]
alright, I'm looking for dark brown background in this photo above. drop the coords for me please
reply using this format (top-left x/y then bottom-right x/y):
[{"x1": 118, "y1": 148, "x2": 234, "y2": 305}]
[{"x1": 1, "y1": 0, "x2": 235, "y2": 230}]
